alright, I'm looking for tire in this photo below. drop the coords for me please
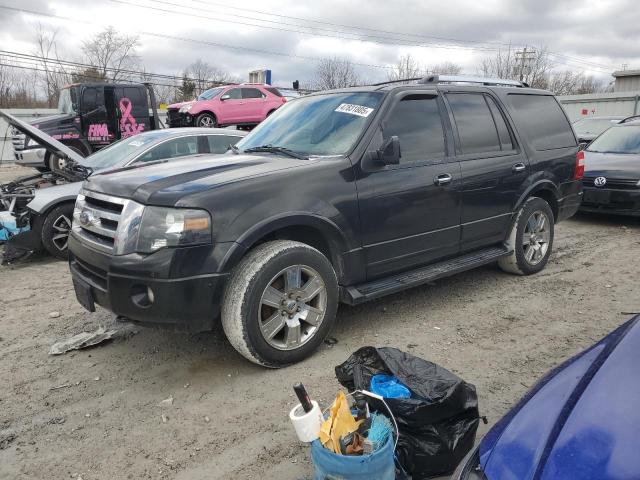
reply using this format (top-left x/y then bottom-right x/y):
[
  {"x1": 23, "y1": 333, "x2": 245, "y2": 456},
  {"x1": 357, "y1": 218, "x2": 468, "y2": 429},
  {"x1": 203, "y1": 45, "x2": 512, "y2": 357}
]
[
  {"x1": 41, "y1": 203, "x2": 75, "y2": 260},
  {"x1": 221, "y1": 240, "x2": 339, "y2": 367},
  {"x1": 498, "y1": 196, "x2": 555, "y2": 275},
  {"x1": 45, "y1": 146, "x2": 85, "y2": 171},
  {"x1": 195, "y1": 113, "x2": 217, "y2": 128}
]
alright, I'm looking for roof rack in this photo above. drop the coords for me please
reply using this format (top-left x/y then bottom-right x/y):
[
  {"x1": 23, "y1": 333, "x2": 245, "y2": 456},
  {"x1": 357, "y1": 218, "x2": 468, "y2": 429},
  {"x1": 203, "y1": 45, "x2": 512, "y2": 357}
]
[
  {"x1": 619, "y1": 114, "x2": 640, "y2": 124},
  {"x1": 417, "y1": 75, "x2": 527, "y2": 88}
]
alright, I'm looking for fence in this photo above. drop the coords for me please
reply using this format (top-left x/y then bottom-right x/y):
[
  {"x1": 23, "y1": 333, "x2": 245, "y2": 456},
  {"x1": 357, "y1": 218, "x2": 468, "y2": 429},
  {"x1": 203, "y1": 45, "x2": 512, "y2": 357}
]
[{"x1": 558, "y1": 92, "x2": 640, "y2": 122}]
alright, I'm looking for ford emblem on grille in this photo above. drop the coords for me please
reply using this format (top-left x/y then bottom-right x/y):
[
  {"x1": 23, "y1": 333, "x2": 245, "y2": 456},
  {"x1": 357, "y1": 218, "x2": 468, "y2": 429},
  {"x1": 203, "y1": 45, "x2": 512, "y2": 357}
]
[{"x1": 594, "y1": 176, "x2": 607, "y2": 187}]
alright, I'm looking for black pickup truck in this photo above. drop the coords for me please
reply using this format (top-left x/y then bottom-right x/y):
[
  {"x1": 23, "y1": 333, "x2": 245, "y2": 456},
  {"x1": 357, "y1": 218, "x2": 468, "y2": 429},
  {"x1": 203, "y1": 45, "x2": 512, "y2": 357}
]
[{"x1": 68, "y1": 75, "x2": 583, "y2": 367}]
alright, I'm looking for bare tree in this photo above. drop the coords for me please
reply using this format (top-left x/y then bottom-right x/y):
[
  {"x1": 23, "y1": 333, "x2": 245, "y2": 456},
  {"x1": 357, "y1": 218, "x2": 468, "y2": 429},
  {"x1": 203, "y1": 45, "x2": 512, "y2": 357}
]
[
  {"x1": 184, "y1": 59, "x2": 239, "y2": 95},
  {"x1": 81, "y1": 27, "x2": 140, "y2": 81},
  {"x1": 428, "y1": 61, "x2": 463, "y2": 75},
  {"x1": 479, "y1": 45, "x2": 551, "y2": 88},
  {"x1": 313, "y1": 57, "x2": 361, "y2": 90},
  {"x1": 34, "y1": 24, "x2": 72, "y2": 107},
  {"x1": 387, "y1": 54, "x2": 423, "y2": 83},
  {"x1": 543, "y1": 70, "x2": 607, "y2": 95}
]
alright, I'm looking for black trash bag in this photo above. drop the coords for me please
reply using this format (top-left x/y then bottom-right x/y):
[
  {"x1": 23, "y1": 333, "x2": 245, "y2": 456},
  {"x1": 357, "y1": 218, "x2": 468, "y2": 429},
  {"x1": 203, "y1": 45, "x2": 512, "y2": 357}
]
[{"x1": 335, "y1": 347, "x2": 480, "y2": 479}]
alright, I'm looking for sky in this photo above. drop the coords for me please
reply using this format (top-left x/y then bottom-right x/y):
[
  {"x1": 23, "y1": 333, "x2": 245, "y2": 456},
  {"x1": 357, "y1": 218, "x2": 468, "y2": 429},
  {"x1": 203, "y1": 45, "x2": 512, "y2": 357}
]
[{"x1": 1, "y1": 0, "x2": 639, "y2": 89}]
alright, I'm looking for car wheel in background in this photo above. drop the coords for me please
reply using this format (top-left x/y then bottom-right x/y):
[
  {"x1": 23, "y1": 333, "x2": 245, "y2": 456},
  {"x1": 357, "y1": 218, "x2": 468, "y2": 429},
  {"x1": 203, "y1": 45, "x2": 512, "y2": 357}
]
[
  {"x1": 221, "y1": 240, "x2": 339, "y2": 367},
  {"x1": 499, "y1": 196, "x2": 555, "y2": 275},
  {"x1": 195, "y1": 113, "x2": 217, "y2": 128},
  {"x1": 45, "y1": 146, "x2": 85, "y2": 171},
  {"x1": 41, "y1": 203, "x2": 75, "y2": 260}
]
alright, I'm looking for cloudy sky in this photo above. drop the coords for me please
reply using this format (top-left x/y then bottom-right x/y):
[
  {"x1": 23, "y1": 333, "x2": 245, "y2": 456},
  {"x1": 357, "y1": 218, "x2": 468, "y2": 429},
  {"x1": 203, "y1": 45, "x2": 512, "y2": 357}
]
[{"x1": 1, "y1": 0, "x2": 639, "y2": 88}]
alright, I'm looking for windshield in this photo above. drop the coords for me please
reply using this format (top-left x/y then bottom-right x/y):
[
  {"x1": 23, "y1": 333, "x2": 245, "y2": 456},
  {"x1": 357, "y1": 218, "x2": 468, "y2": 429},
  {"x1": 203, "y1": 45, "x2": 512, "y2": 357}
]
[
  {"x1": 236, "y1": 91, "x2": 384, "y2": 156},
  {"x1": 80, "y1": 132, "x2": 168, "y2": 170},
  {"x1": 573, "y1": 118, "x2": 619, "y2": 135},
  {"x1": 57, "y1": 88, "x2": 76, "y2": 114},
  {"x1": 197, "y1": 87, "x2": 225, "y2": 100},
  {"x1": 587, "y1": 125, "x2": 640, "y2": 154}
]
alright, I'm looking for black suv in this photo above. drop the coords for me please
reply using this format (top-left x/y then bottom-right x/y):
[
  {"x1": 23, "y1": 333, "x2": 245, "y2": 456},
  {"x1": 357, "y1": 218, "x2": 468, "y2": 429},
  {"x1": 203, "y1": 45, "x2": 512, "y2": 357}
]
[{"x1": 68, "y1": 75, "x2": 583, "y2": 367}]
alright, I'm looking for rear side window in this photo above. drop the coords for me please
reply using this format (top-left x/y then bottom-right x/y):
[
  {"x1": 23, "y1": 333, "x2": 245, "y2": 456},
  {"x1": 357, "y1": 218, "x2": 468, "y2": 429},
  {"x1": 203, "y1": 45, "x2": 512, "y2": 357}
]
[
  {"x1": 486, "y1": 96, "x2": 514, "y2": 151},
  {"x1": 242, "y1": 88, "x2": 264, "y2": 99},
  {"x1": 383, "y1": 94, "x2": 446, "y2": 164},
  {"x1": 266, "y1": 87, "x2": 283, "y2": 97},
  {"x1": 207, "y1": 134, "x2": 242, "y2": 153},
  {"x1": 447, "y1": 93, "x2": 501, "y2": 155},
  {"x1": 507, "y1": 94, "x2": 576, "y2": 150}
]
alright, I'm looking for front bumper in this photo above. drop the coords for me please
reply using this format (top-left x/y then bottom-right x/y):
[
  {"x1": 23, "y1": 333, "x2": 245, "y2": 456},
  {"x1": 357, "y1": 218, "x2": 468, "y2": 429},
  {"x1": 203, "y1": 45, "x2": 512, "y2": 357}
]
[
  {"x1": 14, "y1": 148, "x2": 46, "y2": 167},
  {"x1": 166, "y1": 109, "x2": 194, "y2": 128},
  {"x1": 68, "y1": 234, "x2": 232, "y2": 332},
  {"x1": 579, "y1": 186, "x2": 640, "y2": 217}
]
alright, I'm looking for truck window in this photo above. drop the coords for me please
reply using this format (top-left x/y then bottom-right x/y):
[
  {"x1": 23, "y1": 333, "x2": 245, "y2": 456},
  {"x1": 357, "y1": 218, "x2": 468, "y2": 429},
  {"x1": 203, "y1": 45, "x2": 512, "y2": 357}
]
[
  {"x1": 447, "y1": 93, "x2": 501, "y2": 155},
  {"x1": 82, "y1": 88, "x2": 99, "y2": 111},
  {"x1": 507, "y1": 94, "x2": 576, "y2": 151},
  {"x1": 383, "y1": 94, "x2": 446, "y2": 164}
]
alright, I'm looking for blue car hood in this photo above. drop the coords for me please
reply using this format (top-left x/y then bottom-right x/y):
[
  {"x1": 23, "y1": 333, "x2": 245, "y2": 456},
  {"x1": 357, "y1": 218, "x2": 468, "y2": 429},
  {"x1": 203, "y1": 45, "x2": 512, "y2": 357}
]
[{"x1": 479, "y1": 316, "x2": 640, "y2": 480}]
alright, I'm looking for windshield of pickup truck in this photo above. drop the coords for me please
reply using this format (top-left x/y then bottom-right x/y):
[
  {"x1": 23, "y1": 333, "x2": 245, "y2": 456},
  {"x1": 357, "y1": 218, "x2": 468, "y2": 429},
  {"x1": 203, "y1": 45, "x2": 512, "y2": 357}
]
[
  {"x1": 198, "y1": 87, "x2": 224, "y2": 100},
  {"x1": 79, "y1": 132, "x2": 167, "y2": 170},
  {"x1": 236, "y1": 91, "x2": 384, "y2": 156},
  {"x1": 587, "y1": 125, "x2": 640, "y2": 154},
  {"x1": 57, "y1": 88, "x2": 76, "y2": 114}
]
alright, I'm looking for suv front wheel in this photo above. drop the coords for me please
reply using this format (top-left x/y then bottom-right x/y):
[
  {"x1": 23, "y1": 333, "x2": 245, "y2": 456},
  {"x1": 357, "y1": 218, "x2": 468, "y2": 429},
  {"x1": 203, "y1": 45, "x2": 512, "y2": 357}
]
[
  {"x1": 221, "y1": 240, "x2": 338, "y2": 367},
  {"x1": 499, "y1": 196, "x2": 555, "y2": 275}
]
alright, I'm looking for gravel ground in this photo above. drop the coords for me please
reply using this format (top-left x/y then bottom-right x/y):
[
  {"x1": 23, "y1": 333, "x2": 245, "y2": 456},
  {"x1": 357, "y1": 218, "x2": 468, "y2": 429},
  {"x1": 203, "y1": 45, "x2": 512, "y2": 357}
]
[{"x1": 1, "y1": 164, "x2": 639, "y2": 479}]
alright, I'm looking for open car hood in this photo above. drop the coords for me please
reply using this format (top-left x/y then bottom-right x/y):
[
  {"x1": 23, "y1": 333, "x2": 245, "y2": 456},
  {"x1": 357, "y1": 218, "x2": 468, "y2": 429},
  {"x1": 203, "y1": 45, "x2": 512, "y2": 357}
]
[{"x1": 0, "y1": 110, "x2": 85, "y2": 165}]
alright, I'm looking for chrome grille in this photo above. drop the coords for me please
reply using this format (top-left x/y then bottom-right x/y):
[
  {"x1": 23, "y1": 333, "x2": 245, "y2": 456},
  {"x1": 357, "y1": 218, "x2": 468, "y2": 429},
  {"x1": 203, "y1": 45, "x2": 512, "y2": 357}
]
[{"x1": 72, "y1": 189, "x2": 144, "y2": 255}]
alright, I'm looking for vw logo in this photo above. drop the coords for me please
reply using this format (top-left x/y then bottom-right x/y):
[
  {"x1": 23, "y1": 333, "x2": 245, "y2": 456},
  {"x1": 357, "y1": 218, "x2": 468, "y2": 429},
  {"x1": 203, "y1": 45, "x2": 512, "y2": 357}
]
[
  {"x1": 79, "y1": 209, "x2": 94, "y2": 226},
  {"x1": 594, "y1": 176, "x2": 607, "y2": 187}
]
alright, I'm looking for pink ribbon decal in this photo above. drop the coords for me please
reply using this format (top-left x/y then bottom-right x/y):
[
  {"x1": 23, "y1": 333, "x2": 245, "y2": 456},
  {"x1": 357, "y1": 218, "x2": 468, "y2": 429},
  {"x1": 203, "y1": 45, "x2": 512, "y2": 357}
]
[{"x1": 119, "y1": 97, "x2": 146, "y2": 138}]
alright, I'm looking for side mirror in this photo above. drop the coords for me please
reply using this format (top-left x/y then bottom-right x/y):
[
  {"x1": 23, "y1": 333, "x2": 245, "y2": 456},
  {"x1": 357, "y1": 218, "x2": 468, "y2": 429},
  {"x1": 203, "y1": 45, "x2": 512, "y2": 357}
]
[
  {"x1": 578, "y1": 141, "x2": 589, "y2": 151},
  {"x1": 377, "y1": 136, "x2": 401, "y2": 165},
  {"x1": 220, "y1": 94, "x2": 231, "y2": 101}
]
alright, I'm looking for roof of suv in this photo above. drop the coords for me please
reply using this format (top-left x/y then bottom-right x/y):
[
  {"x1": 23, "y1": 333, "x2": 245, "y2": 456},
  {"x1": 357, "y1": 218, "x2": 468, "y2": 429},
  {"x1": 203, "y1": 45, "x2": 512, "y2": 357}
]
[{"x1": 305, "y1": 82, "x2": 551, "y2": 97}]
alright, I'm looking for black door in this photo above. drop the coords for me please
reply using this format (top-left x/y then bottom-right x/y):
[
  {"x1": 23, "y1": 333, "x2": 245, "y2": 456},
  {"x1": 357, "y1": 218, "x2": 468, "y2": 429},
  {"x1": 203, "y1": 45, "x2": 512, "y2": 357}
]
[
  {"x1": 80, "y1": 86, "x2": 111, "y2": 147},
  {"x1": 356, "y1": 92, "x2": 461, "y2": 279},
  {"x1": 444, "y1": 91, "x2": 529, "y2": 251},
  {"x1": 114, "y1": 86, "x2": 150, "y2": 139}
]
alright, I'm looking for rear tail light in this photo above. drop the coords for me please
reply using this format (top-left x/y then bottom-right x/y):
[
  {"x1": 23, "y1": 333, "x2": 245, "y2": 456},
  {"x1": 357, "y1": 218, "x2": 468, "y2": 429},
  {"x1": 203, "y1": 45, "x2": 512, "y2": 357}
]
[{"x1": 574, "y1": 150, "x2": 585, "y2": 180}]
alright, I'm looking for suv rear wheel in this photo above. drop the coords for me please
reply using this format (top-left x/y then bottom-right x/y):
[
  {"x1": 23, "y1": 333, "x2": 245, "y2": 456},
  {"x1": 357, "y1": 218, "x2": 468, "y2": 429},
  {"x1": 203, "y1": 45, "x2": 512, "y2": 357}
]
[
  {"x1": 221, "y1": 240, "x2": 338, "y2": 367},
  {"x1": 499, "y1": 196, "x2": 554, "y2": 275}
]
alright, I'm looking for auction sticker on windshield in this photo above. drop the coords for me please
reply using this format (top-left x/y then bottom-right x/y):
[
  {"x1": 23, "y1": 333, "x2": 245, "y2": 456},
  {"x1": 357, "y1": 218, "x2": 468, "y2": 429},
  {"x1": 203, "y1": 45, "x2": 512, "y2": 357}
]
[
  {"x1": 335, "y1": 103, "x2": 375, "y2": 117},
  {"x1": 128, "y1": 140, "x2": 145, "y2": 147}
]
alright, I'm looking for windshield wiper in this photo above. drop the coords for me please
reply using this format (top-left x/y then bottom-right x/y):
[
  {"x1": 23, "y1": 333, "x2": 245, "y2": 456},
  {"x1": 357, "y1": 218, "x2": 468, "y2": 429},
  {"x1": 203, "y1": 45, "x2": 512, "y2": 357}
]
[{"x1": 243, "y1": 145, "x2": 308, "y2": 160}]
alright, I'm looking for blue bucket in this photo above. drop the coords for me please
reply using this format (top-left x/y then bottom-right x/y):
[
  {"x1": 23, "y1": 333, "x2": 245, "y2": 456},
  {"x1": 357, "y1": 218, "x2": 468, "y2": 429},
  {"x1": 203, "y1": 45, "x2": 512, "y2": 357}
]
[{"x1": 310, "y1": 435, "x2": 395, "y2": 480}]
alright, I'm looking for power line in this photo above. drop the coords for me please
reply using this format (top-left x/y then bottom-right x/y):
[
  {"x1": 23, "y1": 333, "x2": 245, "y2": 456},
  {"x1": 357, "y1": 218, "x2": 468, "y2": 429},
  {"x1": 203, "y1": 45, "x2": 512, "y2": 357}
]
[
  {"x1": 113, "y1": 0, "x2": 501, "y2": 52},
  {"x1": 0, "y1": 5, "x2": 397, "y2": 70}
]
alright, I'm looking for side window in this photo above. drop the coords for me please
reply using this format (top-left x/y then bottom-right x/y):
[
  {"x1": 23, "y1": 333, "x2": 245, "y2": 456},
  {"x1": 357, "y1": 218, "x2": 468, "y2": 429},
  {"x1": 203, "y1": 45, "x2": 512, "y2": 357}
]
[
  {"x1": 242, "y1": 88, "x2": 264, "y2": 99},
  {"x1": 225, "y1": 88, "x2": 242, "y2": 100},
  {"x1": 447, "y1": 93, "x2": 501, "y2": 155},
  {"x1": 507, "y1": 94, "x2": 576, "y2": 150},
  {"x1": 82, "y1": 88, "x2": 99, "y2": 111},
  {"x1": 486, "y1": 97, "x2": 514, "y2": 151},
  {"x1": 383, "y1": 94, "x2": 446, "y2": 164},
  {"x1": 207, "y1": 135, "x2": 243, "y2": 154},
  {"x1": 136, "y1": 137, "x2": 198, "y2": 162}
]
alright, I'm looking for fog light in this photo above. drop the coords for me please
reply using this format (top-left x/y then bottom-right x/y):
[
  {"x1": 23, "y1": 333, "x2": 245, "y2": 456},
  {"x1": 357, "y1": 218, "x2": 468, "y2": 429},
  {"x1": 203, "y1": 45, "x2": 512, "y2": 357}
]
[{"x1": 131, "y1": 284, "x2": 154, "y2": 308}]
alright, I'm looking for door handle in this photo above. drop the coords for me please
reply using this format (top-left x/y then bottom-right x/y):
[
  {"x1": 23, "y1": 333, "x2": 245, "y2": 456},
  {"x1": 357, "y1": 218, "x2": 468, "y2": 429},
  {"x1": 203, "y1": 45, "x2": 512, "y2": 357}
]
[
  {"x1": 512, "y1": 163, "x2": 526, "y2": 173},
  {"x1": 434, "y1": 173, "x2": 453, "y2": 186}
]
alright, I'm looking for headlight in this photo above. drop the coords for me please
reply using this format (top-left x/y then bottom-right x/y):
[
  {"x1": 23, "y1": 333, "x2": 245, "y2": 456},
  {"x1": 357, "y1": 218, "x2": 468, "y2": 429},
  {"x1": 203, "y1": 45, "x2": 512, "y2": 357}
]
[
  {"x1": 136, "y1": 206, "x2": 212, "y2": 253},
  {"x1": 179, "y1": 104, "x2": 193, "y2": 113},
  {"x1": 452, "y1": 446, "x2": 487, "y2": 480}
]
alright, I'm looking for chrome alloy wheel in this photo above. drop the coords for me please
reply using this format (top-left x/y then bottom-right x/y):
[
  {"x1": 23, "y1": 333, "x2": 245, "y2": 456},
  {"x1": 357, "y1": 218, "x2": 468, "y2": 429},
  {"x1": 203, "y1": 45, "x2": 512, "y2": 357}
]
[
  {"x1": 258, "y1": 265, "x2": 327, "y2": 351},
  {"x1": 198, "y1": 116, "x2": 215, "y2": 127},
  {"x1": 523, "y1": 210, "x2": 551, "y2": 265},
  {"x1": 51, "y1": 214, "x2": 72, "y2": 251}
]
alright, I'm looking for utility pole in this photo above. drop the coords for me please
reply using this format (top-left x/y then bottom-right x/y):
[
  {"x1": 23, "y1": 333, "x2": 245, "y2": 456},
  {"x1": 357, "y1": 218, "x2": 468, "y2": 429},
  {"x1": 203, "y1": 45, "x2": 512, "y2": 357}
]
[{"x1": 515, "y1": 47, "x2": 537, "y2": 83}]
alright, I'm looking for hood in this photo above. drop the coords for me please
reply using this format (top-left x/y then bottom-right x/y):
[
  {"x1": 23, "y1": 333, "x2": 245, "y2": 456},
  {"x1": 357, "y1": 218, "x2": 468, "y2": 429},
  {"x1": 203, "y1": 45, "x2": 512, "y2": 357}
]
[
  {"x1": 479, "y1": 316, "x2": 640, "y2": 480},
  {"x1": 167, "y1": 101, "x2": 195, "y2": 110},
  {"x1": 584, "y1": 151, "x2": 640, "y2": 179},
  {"x1": 0, "y1": 110, "x2": 84, "y2": 166},
  {"x1": 83, "y1": 153, "x2": 316, "y2": 206}
]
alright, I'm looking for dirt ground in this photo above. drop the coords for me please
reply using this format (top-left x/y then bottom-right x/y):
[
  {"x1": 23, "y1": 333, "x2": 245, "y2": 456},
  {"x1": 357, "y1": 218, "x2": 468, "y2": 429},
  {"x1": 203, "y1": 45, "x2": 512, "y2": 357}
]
[{"x1": 1, "y1": 164, "x2": 639, "y2": 480}]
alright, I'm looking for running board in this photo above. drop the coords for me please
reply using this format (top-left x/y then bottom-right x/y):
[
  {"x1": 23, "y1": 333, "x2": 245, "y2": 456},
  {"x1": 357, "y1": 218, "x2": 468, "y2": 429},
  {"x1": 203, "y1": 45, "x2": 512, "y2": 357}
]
[{"x1": 341, "y1": 246, "x2": 511, "y2": 305}]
